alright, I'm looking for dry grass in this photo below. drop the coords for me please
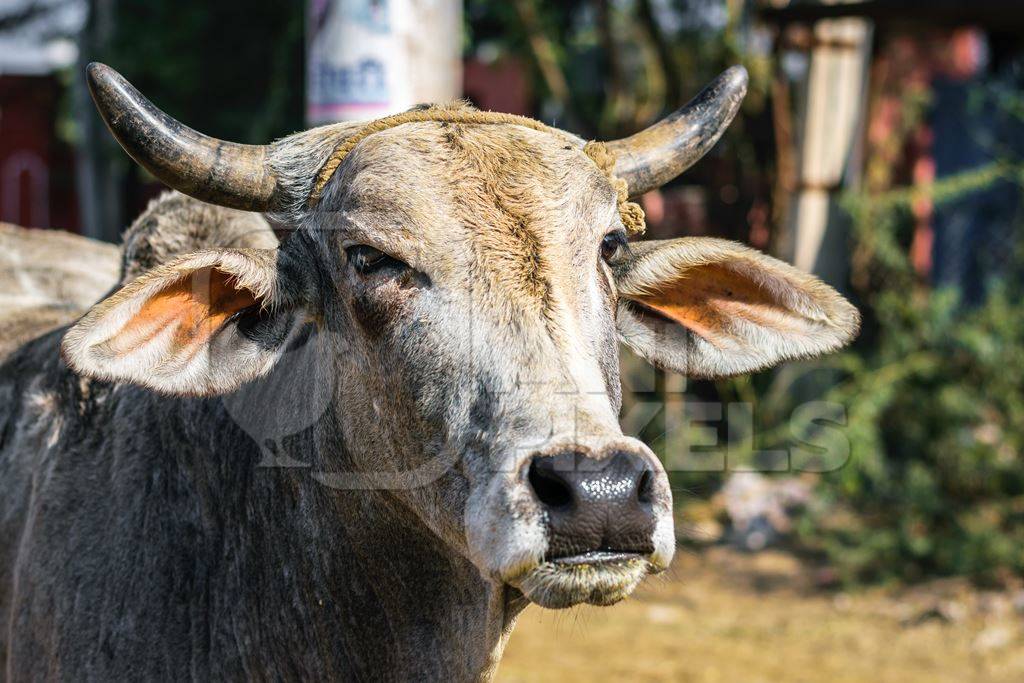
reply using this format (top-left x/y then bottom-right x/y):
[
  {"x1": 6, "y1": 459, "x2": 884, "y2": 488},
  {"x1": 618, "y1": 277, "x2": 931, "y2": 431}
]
[{"x1": 498, "y1": 548, "x2": 1024, "y2": 682}]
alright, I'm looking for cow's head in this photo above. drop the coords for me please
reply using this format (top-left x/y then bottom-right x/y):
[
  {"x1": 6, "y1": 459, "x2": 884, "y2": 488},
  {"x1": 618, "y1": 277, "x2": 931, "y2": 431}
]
[{"x1": 63, "y1": 64, "x2": 858, "y2": 609}]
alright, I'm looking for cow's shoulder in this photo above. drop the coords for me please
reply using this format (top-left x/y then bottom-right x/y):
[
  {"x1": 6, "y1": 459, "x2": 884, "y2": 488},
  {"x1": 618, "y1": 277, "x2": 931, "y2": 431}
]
[
  {"x1": 0, "y1": 326, "x2": 82, "y2": 611},
  {"x1": 0, "y1": 326, "x2": 94, "y2": 459}
]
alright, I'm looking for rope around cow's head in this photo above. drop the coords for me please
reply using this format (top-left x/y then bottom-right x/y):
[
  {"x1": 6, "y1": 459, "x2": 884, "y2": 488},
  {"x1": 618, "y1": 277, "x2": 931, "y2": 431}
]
[
  {"x1": 85, "y1": 62, "x2": 747, "y2": 218},
  {"x1": 305, "y1": 107, "x2": 647, "y2": 236}
]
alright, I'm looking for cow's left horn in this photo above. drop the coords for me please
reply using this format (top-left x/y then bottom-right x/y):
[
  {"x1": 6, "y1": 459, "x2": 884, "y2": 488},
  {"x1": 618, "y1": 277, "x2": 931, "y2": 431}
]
[
  {"x1": 86, "y1": 63, "x2": 279, "y2": 212},
  {"x1": 605, "y1": 66, "x2": 748, "y2": 197}
]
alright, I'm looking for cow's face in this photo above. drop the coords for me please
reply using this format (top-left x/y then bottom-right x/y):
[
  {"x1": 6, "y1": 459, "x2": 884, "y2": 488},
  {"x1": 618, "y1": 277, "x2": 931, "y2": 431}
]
[
  {"x1": 303, "y1": 122, "x2": 673, "y2": 607},
  {"x1": 63, "y1": 65, "x2": 859, "y2": 609}
]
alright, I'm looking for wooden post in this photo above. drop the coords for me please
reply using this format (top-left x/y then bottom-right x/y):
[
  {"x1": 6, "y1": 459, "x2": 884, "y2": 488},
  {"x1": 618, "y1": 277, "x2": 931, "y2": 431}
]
[{"x1": 780, "y1": 17, "x2": 872, "y2": 285}]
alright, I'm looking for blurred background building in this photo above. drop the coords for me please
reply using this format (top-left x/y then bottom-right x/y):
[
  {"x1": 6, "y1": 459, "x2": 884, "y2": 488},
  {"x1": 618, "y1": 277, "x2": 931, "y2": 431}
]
[{"x1": 0, "y1": 0, "x2": 82, "y2": 230}]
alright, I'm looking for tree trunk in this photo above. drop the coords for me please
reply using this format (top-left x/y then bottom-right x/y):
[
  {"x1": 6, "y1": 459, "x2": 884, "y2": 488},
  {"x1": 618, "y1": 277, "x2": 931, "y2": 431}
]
[{"x1": 74, "y1": 0, "x2": 122, "y2": 242}]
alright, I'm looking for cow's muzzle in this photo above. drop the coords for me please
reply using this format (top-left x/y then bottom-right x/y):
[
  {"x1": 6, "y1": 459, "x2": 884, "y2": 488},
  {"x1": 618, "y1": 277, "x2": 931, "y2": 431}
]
[
  {"x1": 527, "y1": 450, "x2": 656, "y2": 561},
  {"x1": 502, "y1": 445, "x2": 672, "y2": 609}
]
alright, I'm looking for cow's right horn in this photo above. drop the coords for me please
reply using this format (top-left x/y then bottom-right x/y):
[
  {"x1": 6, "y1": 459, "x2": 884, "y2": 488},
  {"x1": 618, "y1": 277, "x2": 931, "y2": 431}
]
[
  {"x1": 604, "y1": 66, "x2": 748, "y2": 197},
  {"x1": 86, "y1": 63, "x2": 279, "y2": 213}
]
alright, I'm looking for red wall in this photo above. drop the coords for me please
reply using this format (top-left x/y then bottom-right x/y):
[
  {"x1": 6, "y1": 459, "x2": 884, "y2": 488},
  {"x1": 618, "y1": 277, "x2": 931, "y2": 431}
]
[{"x1": 0, "y1": 75, "x2": 79, "y2": 232}]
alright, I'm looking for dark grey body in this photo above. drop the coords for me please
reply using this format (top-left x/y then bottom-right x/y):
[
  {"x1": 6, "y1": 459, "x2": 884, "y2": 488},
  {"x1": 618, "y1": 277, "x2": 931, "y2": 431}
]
[{"x1": 0, "y1": 328, "x2": 514, "y2": 681}]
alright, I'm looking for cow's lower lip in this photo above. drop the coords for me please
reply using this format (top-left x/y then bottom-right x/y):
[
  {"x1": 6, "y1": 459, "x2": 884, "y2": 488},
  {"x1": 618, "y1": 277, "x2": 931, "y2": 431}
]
[
  {"x1": 548, "y1": 550, "x2": 642, "y2": 566},
  {"x1": 508, "y1": 554, "x2": 652, "y2": 609}
]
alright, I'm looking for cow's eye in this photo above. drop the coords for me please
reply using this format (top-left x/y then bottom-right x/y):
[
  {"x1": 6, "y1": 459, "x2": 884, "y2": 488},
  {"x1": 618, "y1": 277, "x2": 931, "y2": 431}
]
[
  {"x1": 346, "y1": 245, "x2": 405, "y2": 275},
  {"x1": 600, "y1": 230, "x2": 629, "y2": 263}
]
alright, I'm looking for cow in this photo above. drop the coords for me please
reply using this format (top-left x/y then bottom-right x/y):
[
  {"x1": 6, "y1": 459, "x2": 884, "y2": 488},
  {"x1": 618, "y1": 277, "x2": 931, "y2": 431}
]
[
  {"x1": 0, "y1": 223, "x2": 120, "y2": 359},
  {"x1": 0, "y1": 63, "x2": 859, "y2": 681}
]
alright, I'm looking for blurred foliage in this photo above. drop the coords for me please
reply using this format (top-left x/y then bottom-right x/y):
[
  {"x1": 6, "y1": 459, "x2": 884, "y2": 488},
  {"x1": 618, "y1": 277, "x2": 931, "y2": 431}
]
[
  {"x1": 795, "y1": 67, "x2": 1024, "y2": 584},
  {"x1": 794, "y1": 221, "x2": 1024, "y2": 586},
  {"x1": 466, "y1": 0, "x2": 766, "y2": 138},
  {"x1": 724, "y1": 76, "x2": 1024, "y2": 586},
  {"x1": 91, "y1": 0, "x2": 304, "y2": 143},
  {"x1": 798, "y1": 208, "x2": 1024, "y2": 581}
]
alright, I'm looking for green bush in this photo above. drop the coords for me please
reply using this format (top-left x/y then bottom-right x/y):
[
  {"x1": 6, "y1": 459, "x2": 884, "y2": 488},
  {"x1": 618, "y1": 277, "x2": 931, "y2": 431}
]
[{"x1": 796, "y1": 274, "x2": 1024, "y2": 585}]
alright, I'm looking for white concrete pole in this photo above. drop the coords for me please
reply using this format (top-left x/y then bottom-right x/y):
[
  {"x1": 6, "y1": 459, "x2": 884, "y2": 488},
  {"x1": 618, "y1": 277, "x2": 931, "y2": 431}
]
[{"x1": 307, "y1": 0, "x2": 462, "y2": 125}]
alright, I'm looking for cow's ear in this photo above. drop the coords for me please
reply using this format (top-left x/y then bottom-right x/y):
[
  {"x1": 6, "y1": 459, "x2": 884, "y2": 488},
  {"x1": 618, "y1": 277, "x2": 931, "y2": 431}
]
[
  {"x1": 613, "y1": 238, "x2": 859, "y2": 378},
  {"x1": 62, "y1": 249, "x2": 311, "y2": 396}
]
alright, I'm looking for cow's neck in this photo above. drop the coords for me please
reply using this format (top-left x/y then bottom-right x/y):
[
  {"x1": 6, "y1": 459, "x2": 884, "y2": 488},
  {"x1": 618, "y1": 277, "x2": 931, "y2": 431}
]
[{"x1": 155, "y1": 391, "x2": 520, "y2": 680}]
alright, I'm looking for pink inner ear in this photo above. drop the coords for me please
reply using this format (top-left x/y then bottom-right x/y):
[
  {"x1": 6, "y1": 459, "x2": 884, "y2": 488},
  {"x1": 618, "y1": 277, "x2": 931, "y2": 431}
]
[
  {"x1": 108, "y1": 267, "x2": 257, "y2": 356},
  {"x1": 630, "y1": 262, "x2": 800, "y2": 347}
]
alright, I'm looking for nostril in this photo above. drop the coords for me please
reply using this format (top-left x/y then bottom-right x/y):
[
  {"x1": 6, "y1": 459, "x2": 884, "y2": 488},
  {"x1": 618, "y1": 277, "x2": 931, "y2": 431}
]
[
  {"x1": 637, "y1": 469, "x2": 654, "y2": 504},
  {"x1": 528, "y1": 459, "x2": 573, "y2": 509}
]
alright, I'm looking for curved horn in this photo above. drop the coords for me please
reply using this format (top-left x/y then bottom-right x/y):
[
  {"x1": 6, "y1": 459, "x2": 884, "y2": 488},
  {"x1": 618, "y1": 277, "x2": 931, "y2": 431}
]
[
  {"x1": 86, "y1": 63, "x2": 279, "y2": 212},
  {"x1": 606, "y1": 66, "x2": 748, "y2": 196}
]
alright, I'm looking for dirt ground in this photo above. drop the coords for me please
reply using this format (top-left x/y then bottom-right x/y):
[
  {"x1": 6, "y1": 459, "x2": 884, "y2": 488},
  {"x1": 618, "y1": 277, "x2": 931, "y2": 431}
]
[{"x1": 499, "y1": 548, "x2": 1024, "y2": 682}]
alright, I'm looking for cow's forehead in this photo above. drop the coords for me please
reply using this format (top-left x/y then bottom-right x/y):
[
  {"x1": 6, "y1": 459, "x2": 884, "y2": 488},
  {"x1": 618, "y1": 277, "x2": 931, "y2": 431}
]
[
  {"x1": 327, "y1": 122, "x2": 619, "y2": 244},
  {"x1": 315, "y1": 121, "x2": 621, "y2": 313}
]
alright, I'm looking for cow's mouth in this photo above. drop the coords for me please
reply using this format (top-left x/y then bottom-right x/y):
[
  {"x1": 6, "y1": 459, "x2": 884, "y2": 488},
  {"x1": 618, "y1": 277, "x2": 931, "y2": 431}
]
[
  {"x1": 508, "y1": 551, "x2": 657, "y2": 609},
  {"x1": 549, "y1": 549, "x2": 643, "y2": 565}
]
